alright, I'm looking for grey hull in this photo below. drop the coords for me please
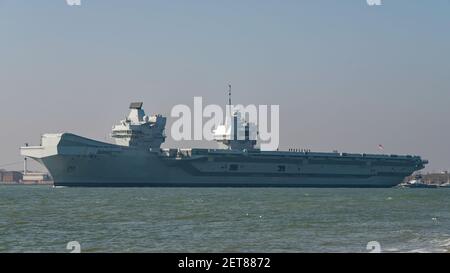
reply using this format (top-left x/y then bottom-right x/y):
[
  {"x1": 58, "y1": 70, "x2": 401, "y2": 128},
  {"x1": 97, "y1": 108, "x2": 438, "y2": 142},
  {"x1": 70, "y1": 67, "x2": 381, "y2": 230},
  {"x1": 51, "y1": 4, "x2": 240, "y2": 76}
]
[{"x1": 40, "y1": 153, "x2": 408, "y2": 188}]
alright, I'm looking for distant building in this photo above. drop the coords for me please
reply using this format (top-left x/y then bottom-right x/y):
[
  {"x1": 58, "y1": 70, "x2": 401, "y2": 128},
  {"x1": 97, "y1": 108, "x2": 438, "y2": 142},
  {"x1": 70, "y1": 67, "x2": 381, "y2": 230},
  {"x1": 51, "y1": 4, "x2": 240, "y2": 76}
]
[
  {"x1": 22, "y1": 172, "x2": 51, "y2": 183},
  {"x1": 1, "y1": 171, "x2": 23, "y2": 183},
  {"x1": 405, "y1": 171, "x2": 450, "y2": 185}
]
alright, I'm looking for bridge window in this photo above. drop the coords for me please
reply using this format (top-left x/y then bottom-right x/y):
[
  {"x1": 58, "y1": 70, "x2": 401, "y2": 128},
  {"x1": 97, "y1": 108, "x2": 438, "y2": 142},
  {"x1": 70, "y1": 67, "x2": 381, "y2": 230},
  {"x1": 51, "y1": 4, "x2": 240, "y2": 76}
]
[
  {"x1": 278, "y1": 165, "x2": 286, "y2": 172},
  {"x1": 229, "y1": 164, "x2": 239, "y2": 171}
]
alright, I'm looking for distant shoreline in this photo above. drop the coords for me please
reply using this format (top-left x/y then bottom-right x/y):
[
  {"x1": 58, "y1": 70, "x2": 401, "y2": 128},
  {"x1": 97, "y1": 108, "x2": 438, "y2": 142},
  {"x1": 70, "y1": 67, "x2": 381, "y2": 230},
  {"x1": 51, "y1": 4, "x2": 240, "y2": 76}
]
[{"x1": 0, "y1": 181, "x2": 53, "y2": 186}]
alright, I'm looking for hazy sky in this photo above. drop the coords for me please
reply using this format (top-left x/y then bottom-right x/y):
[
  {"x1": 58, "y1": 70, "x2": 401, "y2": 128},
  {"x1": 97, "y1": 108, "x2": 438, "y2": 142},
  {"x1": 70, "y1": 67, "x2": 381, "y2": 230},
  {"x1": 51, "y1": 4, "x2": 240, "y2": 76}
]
[{"x1": 1, "y1": 0, "x2": 449, "y2": 172}]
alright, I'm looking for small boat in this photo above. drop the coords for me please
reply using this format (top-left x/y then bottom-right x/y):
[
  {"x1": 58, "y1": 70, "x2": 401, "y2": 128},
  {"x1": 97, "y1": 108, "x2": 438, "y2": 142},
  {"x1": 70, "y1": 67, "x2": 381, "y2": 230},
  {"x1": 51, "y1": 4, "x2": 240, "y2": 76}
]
[
  {"x1": 403, "y1": 175, "x2": 438, "y2": 188},
  {"x1": 405, "y1": 182, "x2": 438, "y2": 188}
]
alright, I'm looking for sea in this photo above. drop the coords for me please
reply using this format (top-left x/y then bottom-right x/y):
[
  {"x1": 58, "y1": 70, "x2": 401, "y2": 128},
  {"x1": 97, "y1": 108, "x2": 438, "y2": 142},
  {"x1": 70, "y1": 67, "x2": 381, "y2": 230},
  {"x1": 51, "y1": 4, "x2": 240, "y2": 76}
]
[{"x1": 0, "y1": 185, "x2": 449, "y2": 253}]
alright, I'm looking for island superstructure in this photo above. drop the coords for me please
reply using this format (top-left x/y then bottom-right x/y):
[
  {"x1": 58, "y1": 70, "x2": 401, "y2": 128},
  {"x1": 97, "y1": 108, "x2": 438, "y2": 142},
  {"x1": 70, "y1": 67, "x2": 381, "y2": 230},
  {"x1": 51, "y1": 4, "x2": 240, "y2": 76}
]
[{"x1": 20, "y1": 102, "x2": 427, "y2": 187}]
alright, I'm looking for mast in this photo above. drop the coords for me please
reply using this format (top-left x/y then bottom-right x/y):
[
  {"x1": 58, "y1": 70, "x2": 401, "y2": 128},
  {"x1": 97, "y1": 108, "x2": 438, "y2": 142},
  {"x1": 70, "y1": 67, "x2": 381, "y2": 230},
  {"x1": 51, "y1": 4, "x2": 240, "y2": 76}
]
[
  {"x1": 23, "y1": 143, "x2": 28, "y2": 175},
  {"x1": 226, "y1": 84, "x2": 233, "y2": 129},
  {"x1": 23, "y1": 158, "x2": 27, "y2": 175},
  {"x1": 228, "y1": 84, "x2": 232, "y2": 107}
]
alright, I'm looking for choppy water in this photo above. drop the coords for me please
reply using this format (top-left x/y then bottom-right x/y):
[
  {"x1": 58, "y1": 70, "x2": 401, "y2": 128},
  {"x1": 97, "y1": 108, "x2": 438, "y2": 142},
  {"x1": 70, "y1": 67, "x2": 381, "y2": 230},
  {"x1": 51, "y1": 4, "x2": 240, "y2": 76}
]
[{"x1": 0, "y1": 185, "x2": 449, "y2": 253}]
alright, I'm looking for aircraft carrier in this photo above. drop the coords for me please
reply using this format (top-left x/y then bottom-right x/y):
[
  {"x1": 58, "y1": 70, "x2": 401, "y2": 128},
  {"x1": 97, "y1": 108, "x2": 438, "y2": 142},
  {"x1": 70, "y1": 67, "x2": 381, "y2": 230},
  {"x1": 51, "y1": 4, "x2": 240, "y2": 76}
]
[{"x1": 20, "y1": 102, "x2": 428, "y2": 187}]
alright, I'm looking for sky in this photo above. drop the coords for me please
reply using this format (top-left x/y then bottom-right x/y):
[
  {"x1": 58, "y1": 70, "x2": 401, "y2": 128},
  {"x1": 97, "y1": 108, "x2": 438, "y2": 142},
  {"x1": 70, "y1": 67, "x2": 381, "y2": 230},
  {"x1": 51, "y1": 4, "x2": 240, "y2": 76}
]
[{"x1": 0, "y1": 0, "x2": 449, "y2": 172}]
